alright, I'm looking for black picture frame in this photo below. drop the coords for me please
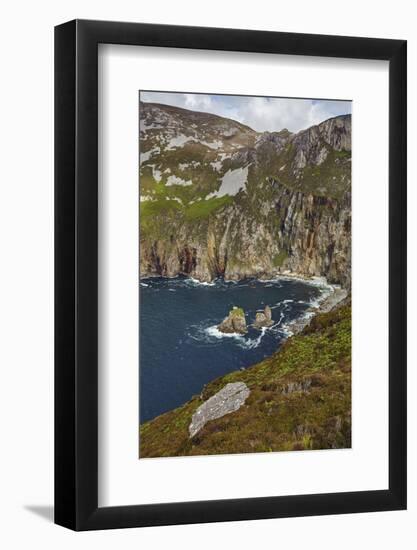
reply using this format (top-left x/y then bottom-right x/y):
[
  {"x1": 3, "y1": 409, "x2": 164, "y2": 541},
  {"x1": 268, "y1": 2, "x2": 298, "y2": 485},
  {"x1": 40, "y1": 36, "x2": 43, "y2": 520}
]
[{"x1": 55, "y1": 19, "x2": 407, "y2": 531}]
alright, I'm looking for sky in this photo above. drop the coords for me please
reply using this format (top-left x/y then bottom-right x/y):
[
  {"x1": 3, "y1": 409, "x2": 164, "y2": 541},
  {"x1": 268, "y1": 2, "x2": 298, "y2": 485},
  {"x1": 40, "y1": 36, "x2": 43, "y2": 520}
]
[{"x1": 140, "y1": 91, "x2": 352, "y2": 133}]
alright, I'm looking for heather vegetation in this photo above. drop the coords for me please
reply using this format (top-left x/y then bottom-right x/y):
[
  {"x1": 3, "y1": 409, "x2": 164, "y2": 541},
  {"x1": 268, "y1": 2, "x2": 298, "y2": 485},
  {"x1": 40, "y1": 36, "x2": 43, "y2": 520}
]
[{"x1": 140, "y1": 304, "x2": 351, "y2": 457}]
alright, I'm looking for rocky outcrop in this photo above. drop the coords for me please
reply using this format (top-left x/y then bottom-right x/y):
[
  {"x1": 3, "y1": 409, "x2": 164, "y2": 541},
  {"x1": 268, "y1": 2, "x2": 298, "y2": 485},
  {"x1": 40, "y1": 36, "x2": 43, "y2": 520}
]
[
  {"x1": 189, "y1": 382, "x2": 250, "y2": 438},
  {"x1": 291, "y1": 115, "x2": 351, "y2": 168},
  {"x1": 281, "y1": 378, "x2": 312, "y2": 395},
  {"x1": 253, "y1": 305, "x2": 273, "y2": 328},
  {"x1": 218, "y1": 307, "x2": 247, "y2": 334},
  {"x1": 283, "y1": 287, "x2": 348, "y2": 336}
]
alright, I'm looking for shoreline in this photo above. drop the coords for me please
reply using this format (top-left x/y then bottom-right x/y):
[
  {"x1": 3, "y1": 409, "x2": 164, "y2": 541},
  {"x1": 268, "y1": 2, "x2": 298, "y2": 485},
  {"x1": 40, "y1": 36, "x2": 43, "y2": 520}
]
[
  {"x1": 139, "y1": 273, "x2": 349, "y2": 426},
  {"x1": 282, "y1": 286, "x2": 348, "y2": 337},
  {"x1": 140, "y1": 263, "x2": 345, "y2": 283},
  {"x1": 140, "y1": 271, "x2": 344, "y2": 289},
  {"x1": 140, "y1": 271, "x2": 347, "y2": 338}
]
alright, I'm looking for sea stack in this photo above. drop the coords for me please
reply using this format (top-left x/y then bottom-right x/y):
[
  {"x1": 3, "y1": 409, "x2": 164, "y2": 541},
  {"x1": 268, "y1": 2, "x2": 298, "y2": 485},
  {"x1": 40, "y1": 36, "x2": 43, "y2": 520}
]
[
  {"x1": 218, "y1": 307, "x2": 247, "y2": 334},
  {"x1": 253, "y1": 305, "x2": 273, "y2": 328}
]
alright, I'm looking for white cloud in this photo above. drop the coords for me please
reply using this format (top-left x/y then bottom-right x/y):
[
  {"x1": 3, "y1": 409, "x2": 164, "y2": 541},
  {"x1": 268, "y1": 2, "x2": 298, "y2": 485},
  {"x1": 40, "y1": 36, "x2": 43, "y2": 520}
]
[
  {"x1": 183, "y1": 93, "x2": 213, "y2": 111},
  {"x1": 140, "y1": 92, "x2": 351, "y2": 133}
]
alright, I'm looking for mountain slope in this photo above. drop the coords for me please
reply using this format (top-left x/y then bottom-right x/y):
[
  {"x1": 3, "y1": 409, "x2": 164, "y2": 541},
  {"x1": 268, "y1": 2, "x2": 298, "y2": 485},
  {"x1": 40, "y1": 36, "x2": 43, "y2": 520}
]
[{"x1": 139, "y1": 102, "x2": 351, "y2": 287}]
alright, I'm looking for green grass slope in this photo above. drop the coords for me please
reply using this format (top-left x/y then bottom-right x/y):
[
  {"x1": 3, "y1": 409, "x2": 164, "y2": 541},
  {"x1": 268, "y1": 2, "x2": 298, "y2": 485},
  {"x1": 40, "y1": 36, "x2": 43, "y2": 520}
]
[{"x1": 139, "y1": 303, "x2": 351, "y2": 458}]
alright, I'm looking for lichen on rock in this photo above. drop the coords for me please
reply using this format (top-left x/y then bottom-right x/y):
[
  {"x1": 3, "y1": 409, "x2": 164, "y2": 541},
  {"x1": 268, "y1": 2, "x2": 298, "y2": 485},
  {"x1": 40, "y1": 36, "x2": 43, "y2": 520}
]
[{"x1": 189, "y1": 382, "x2": 250, "y2": 438}]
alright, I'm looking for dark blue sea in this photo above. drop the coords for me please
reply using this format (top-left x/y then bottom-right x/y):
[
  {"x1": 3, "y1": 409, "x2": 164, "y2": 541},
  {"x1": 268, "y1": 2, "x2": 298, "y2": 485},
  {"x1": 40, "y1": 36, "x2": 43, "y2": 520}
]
[{"x1": 139, "y1": 276, "x2": 324, "y2": 423}]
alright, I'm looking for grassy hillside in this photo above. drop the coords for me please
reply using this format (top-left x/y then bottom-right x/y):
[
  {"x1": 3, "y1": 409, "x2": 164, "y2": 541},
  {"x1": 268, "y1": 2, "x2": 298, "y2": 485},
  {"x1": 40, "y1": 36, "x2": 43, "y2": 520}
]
[{"x1": 139, "y1": 303, "x2": 351, "y2": 458}]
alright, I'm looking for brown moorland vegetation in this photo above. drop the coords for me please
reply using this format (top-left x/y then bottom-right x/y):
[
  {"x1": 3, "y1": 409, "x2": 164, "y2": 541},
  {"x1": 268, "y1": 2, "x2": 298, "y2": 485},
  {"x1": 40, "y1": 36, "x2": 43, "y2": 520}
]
[{"x1": 139, "y1": 303, "x2": 351, "y2": 458}]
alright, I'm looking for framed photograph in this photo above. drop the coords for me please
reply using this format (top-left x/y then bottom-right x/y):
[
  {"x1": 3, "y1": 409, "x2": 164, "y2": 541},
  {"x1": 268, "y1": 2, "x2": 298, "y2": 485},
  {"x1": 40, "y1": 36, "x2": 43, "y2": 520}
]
[{"x1": 55, "y1": 20, "x2": 406, "y2": 530}]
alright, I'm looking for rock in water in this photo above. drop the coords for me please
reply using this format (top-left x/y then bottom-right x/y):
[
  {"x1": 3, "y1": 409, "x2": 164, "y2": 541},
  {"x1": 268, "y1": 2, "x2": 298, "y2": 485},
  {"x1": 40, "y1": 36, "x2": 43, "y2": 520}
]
[
  {"x1": 218, "y1": 306, "x2": 247, "y2": 334},
  {"x1": 253, "y1": 305, "x2": 273, "y2": 328},
  {"x1": 189, "y1": 382, "x2": 250, "y2": 438},
  {"x1": 265, "y1": 305, "x2": 272, "y2": 321}
]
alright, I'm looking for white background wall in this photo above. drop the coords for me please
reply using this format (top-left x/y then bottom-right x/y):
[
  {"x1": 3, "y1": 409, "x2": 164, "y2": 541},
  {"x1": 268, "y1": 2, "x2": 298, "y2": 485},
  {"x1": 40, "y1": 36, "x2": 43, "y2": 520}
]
[{"x1": 0, "y1": 1, "x2": 415, "y2": 547}]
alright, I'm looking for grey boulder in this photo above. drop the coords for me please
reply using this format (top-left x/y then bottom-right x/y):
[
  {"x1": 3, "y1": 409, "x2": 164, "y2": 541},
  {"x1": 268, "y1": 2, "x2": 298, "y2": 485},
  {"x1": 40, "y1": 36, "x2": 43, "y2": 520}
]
[{"x1": 189, "y1": 382, "x2": 250, "y2": 438}]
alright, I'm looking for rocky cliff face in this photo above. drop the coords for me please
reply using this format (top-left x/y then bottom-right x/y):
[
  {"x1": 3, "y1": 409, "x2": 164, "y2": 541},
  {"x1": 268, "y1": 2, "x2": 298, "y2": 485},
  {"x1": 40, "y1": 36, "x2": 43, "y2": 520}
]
[{"x1": 139, "y1": 102, "x2": 351, "y2": 287}]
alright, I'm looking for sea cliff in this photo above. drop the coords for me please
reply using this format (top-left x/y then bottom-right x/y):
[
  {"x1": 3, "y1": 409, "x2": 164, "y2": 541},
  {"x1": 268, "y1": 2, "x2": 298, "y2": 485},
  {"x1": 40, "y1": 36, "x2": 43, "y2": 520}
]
[{"x1": 140, "y1": 103, "x2": 351, "y2": 288}]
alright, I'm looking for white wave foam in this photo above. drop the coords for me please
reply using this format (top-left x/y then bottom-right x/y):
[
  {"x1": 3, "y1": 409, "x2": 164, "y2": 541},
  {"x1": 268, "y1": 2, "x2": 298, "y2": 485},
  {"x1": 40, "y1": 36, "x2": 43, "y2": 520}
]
[
  {"x1": 276, "y1": 274, "x2": 334, "y2": 291},
  {"x1": 188, "y1": 277, "x2": 215, "y2": 287},
  {"x1": 206, "y1": 325, "x2": 239, "y2": 339},
  {"x1": 140, "y1": 282, "x2": 149, "y2": 287},
  {"x1": 270, "y1": 298, "x2": 297, "y2": 310},
  {"x1": 245, "y1": 327, "x2": 268, "y2": 349},
  {"x1": 202, "y1": 323, "x2": 275, "y2": 350},
  {"x1": 258, "y1": 278, "x2": 282, "y2": 284},
  {"x1": 309, "y1": 285, "x2": 333, "y2": 309},
  {"x1": 276, "y1": 312, "x2": 285, "y2": 326},
  {"x1": 280, "y1": 326, "x2": 294, "y2": 337}
]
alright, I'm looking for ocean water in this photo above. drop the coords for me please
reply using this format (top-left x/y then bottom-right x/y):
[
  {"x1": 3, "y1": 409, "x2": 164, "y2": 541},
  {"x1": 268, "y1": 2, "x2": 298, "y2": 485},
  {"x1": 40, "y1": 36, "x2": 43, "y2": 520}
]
[{"x1": 139, "y1": 276, "x2": 325, "y2": 423}]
